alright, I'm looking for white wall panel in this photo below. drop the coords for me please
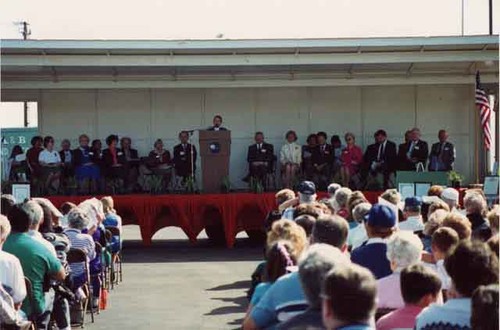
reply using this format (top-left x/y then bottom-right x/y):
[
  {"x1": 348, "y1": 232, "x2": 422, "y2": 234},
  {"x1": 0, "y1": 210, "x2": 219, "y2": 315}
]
[
  {"x1": 96, "y1": 89, "x2": 150, "y2": 152},
  {"x1": 38, "y1": 85, "x2": 476, "y2": 186},
  {"x1": 40, "y1": 90, "x2": 96, "y2": 146},
  {"x1": 310, "y1": 86, "x2": 362, "y2": 146}
]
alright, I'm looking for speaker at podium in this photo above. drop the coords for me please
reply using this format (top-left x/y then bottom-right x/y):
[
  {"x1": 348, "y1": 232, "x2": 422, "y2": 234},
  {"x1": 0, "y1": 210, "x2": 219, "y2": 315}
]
[{"x1": 198, "y1": 130, "x2": 231, "y2": 193}]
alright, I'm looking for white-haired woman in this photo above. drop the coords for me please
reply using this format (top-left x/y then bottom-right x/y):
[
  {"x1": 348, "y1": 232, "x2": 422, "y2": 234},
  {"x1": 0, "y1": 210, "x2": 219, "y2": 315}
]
[
  {"x1": 330, "y1": 187, "x2": 352, "y2": 220},
  {"x1": 376, "y1": 231, "x2": 437, "y2": 310},
  {"x1": 464, "y1": 191, "x2": 492, "y2": 242},
  {"x1": 64, "y1": 208, "x2": 101, "y2": 308}
]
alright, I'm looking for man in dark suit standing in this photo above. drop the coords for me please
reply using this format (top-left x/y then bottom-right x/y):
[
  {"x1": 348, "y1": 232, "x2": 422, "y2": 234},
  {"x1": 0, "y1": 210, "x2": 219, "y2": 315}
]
[
  {"x1": 428, "y1": 129, "x2": 455, "y2": 171},
  {"x1": 245, "y1": 132, "x2": 274, "y2": 189},
  {"x1": 173, "y1": 130, "x2": 197, "y2": 181},
  {"x1": 207, "y1": 115, "x2": 228, "y2": 131},
  {"x1": 398, "y1": 128, "x2": 429, "y2": 171},
  {"x1": 363, "y1": 130, "x2": 398, "y2": 189},
  {"x1": 311, "y1": 131, "x2": 333, "y2": 191}
]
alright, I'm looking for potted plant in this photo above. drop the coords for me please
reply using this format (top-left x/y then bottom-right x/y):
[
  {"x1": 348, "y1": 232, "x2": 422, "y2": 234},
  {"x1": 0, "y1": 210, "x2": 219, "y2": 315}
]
[
  {"x1": 220, "y1": 176, "x2": 231, "y2": 193},
  {"x1": 448, "y1": 170, "x2": 464, "y2": 188}
]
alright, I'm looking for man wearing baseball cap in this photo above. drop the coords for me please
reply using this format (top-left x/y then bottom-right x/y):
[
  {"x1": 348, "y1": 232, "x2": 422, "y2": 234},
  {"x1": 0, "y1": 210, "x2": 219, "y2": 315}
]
[
  {"x1": 351, "y1": 204, "x2": 397, "y2": 279},
  {"x1": 282, "y1": 181, "x2": 317, "y2": 220},
  {"x1": 399, "y1": 197, "x2": 425, "y2": 233}
]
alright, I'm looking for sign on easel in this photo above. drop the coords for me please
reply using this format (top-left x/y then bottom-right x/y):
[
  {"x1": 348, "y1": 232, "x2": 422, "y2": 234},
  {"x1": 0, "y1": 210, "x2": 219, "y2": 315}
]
[{"x1": 12, "y1": 184, "x2": 30, "y2": 203}]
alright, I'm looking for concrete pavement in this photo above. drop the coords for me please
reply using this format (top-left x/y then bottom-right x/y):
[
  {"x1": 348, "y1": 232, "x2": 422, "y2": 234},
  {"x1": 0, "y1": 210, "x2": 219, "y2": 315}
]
[{"x1": 85, "y1": 226, "x2": 262, "y2": 330}]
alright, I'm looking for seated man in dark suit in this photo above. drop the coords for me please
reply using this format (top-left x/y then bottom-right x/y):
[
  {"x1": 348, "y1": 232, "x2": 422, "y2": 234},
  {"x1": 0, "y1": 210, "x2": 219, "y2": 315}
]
[
  {"x1": 311, "y1": 131, "x2": 333, "y2": 191},
  {"x1": 398, "y1": 128, "x2": 429, "y2": 171},
  {"x1": 173, "y1": 131, "x2": 197, "y2": 182},
  {"x1": 207, "y1": 115, "x2": 228, "y2": 131},
  {"x1": 428, "y1": 129, "x2": 455, "y2": 171},
  {"x1": 120, "y1": 137, "x2": 140, "y2": 192},
  {"x1": 363, "y1": 129, "x2": 398, "y2": 190},
  {"x1": 245, "y1": 132, "x2": 274, "y2": 189}
]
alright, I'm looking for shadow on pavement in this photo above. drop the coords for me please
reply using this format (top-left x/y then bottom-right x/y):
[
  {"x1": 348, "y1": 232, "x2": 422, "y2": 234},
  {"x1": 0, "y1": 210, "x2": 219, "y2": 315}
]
[{"x1": 207, "y1": 280, "x2": 250, "y2": 291}]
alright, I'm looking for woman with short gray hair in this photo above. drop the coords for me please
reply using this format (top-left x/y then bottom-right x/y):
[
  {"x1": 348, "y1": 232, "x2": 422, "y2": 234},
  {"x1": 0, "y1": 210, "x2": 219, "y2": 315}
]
[
  {"x1": 347, "y1": 202, "x2": 372, "y2": 250},
  {"x1": 464, "y1": 192, "x2": 492, "y2": 242},
  {"x1": 376, "y1": 231, "x2": 431, "y2": 309}
]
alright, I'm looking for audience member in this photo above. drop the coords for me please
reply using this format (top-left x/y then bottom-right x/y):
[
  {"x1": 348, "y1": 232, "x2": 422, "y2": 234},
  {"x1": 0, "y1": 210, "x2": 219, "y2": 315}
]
[
  {"x1": 347, "y1": 202, "x2": 371, "y2": 250},
  {"x1": 294, "y1": 215, "x2": 316, "y2": 237},
  {"x1": 429, "y1": 129, "x2": 455, "y2": 171},
  {"x1": 64, "y1": 208, "x2": 100, "y2": 308},
  {"x1": 427, "y1": 185, "x2": 445, "y2": 197},
  {"x1": 471, "y1": 284, "x2": 499, "y2": 330},
  {"x1": 248, "y1": 241, "x2": 298, "y2": 313},
  {"x1": 326, "y1": 183, "x2": 341, "y2": 199},
  {"x1": 277, "y1": 244, "x2": 350, "y2": 330},
  {"x1": 351, "y1": 204, "x2": 396, "y2": 279},
  {"x1": 441, "y1": 187, "x2": 460, "y2": 212},
  {"x1": 376, "y1": 264, "x2": 441, "y2": 330},
  {"x1": 400, "y1": 196, "x2": 424, "y2": 233},
  {"x1": 24, "y1": 201, "x2": 57, "y2": 256},
  {"x1": 377, "y1": 231, "x2": 425, "y2": 309},
  {"x1": 282, "y1": 181, "x2": 317, "y2": 220},
  {"x1": 280, "y1": 130, "x2": 302, "y2": 189},
  {"x1": 415, "y1": 241, "x2": 499, "y2": 329},
  {"x1": 487, "y1": 234, "x2": 499, "y2": 258},
  {"x1": 1, "y1": 194, "x2": 16, "y2": 216},
  {"x1": 442, "y1": 212, "x2": 472, "y2": 240},
  {"x1": 243, "y1": 215, "x2": 349, "y2": 329},
  {"x1": 3, "y1": 204, "x2": 66, "y2": 328},
  {"x1": 331, "y1": 187, "x2": 352, "y2": 220},
  {"x1": 487, "y1": 205, "x2": 499, "y2": 235},
  {"x1": 322, "y1": 263, "x2": 377, "y2": 330},
  {"x1": 340, "y1": 132, "x2": 363, "y2": 188},
  {"x1": 0, "y1": 215, "x2": 26, "y2": 311},
  {"x1": 431, "y1": 227, "x2": 459, "y2": 291},
  {"x1": 346, "y1": 191, "x2": 368, "y2": 221},
  {"x1": 363, "y1": 129, "x2": 397, "y2": 190},
  {"x1": 421, "y1": 209, "x2": 449, "y2": 252},
  {"x1": 464, "y1": 191, "x2": 492, "y2": 241}
]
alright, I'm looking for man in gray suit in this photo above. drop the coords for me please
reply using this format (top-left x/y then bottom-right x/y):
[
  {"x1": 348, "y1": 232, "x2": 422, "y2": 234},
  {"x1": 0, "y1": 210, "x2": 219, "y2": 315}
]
[{"x1": 429, "y1": 129, "x2": 455, "y2": 171}]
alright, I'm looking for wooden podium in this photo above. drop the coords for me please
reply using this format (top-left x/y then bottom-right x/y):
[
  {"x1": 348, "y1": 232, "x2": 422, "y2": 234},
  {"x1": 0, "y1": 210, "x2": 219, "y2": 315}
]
[{"x1": 199, "y1": 130, "x2": 231, "y2": 193}]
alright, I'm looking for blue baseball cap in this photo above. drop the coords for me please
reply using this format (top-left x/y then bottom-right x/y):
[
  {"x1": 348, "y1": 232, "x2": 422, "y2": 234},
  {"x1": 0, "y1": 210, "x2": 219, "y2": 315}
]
[
  {"x1": 405, "y1": 196, "x2": 423, "y2": 208},
  {"x1": 298, "y1": 181, "x2": 316, "y2": 195},
  {"x1": 364, "y1": 204, "x2": 397, "y2": 228}
]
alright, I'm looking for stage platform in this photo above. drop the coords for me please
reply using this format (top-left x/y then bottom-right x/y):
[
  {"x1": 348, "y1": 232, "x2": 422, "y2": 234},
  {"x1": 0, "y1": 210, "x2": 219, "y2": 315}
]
[{"x1": 47, "y1": 191, "x2": 381, "y2": 248}]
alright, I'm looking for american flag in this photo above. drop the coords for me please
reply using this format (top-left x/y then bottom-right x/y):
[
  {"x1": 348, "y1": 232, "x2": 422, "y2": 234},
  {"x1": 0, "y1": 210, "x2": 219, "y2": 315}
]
[{"x1": 475, "y1": 71, "x2": 492, "y2": 150}]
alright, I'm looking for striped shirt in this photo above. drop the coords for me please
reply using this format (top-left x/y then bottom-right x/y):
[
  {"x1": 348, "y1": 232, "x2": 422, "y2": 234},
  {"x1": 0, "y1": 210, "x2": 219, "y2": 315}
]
[{"x1": 64, "y1": 228, "x2": 96, "y2": 277}]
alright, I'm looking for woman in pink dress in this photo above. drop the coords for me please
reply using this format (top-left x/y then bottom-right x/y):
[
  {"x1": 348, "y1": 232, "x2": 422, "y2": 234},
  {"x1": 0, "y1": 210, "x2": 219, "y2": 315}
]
[{"x1": 340, "y1": 132, "x2": 363, "y2": 188}]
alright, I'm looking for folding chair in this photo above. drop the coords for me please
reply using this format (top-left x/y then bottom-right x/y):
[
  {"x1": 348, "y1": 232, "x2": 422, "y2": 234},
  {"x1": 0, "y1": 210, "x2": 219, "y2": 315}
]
[
  {"x1": 106, "y1": 226, "x2": 123, "y2": 287},
  {"x1": 67, "y1": 248, "x2": 94, "y2": 327},
  {"x1": 92, "y1": 242, "x2": 105, "y2": 314},
  {"x1": 23, "y1": 277, "x2": 36, "y2": 329}
]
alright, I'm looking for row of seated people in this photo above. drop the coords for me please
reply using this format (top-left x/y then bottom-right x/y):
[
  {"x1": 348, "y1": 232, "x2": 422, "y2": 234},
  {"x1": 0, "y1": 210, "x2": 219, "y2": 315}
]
[
  {"x1": 0, "y1": 194, "x2": 123, "y2": 329},
  {"x1": 6, "y1": 125, "x2": 454, "y2": 194},
  {"x1": 8, "y1": 131, "x2": 196, "y2": 195},
  {"x1": 242, "y1": 181, "x2": 498, "y2": 329},
  {"x1": 244, "y1": 127, "x2": 455, "y2": 192}
]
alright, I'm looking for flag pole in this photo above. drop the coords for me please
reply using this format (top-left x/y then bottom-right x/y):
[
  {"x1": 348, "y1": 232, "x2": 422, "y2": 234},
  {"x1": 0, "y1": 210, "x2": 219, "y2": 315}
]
[{"x1": 474, "y1": 78, "x2": 480, "y2": 183}]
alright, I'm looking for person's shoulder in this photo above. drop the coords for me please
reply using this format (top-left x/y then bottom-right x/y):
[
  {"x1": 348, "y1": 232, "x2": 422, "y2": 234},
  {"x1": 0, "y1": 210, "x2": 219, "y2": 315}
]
[
  {"x1": 415, "y1": 303, "x2": 445, "y2": 327},
  {"x1": 0, "y1": 250, "x2": 21, "y2": 265}
]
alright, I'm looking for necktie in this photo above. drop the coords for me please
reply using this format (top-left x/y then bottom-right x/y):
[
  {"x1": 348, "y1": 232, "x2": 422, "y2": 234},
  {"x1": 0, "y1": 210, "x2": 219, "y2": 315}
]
[
  {"x1": 377, "y1": 144, "x2": 382, "y2": 161},
  {"x1": 407, "y1": 141, "x2": 415, "y2": 159}
]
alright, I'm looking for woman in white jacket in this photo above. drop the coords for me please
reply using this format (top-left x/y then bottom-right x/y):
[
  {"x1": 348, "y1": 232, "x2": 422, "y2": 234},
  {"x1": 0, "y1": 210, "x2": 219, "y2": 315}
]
[{"x1": 280, "y1": 130, "x2": 302, "y2": 189}]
